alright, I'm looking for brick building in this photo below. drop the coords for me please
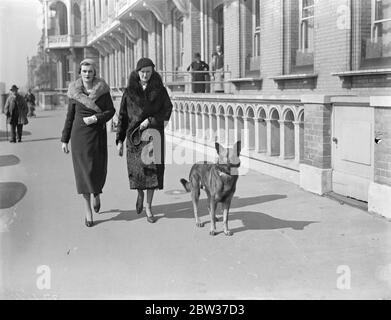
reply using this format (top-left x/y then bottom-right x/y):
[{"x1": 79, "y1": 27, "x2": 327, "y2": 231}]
[{"x1": 41, "y1": 0, "x2": 391, "y2": 218}]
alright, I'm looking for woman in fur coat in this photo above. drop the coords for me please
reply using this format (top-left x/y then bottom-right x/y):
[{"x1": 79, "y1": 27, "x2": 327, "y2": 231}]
[
  {"x1": 61, "y1": 59, "x2": 115, "y2": 227},
  {"x1": 116, "y1": 58, "x2": 173, "y2": 223}
]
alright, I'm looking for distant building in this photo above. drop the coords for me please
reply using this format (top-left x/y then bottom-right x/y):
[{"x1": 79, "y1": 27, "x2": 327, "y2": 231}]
[{"x1": 41, "y1": 0, "x2": 391, "y2": 218}]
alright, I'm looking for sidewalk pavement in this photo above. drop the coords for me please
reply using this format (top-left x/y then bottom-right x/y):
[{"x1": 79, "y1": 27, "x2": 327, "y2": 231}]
[{"x1": 0, "y1": 109, "x2": 390, "y2": 299}]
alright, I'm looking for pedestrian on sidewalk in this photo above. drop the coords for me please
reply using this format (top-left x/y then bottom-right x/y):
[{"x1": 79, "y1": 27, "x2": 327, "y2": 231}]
[
  {"x1": 25, "y1": 88, "x2": 36, "y2": 117},
  {"x1": 61, "y1": 59, "x2": 115, "y2": 227},
  {"x1": 4, "y1": 85, "x2": 28, "y2": 143},
  {"x1": 116, "y1": 58, "x2": 173, "y2": 223}
]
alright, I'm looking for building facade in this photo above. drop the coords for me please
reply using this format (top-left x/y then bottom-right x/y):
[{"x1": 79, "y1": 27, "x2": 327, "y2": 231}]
[{"x1": 41, "y1": 0, "x2": 391, "y2": 218}]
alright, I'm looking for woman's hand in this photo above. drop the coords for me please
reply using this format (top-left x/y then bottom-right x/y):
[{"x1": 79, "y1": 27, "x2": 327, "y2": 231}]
[
  {"x1": 117, "y1": 142, "x2": 123, "y2": 157},
  {"x1": 62, "y1": 143, "x2": 69, "y2": 154},
  {"x1": 83, "y1": 115, "x2": 98, "y2": 125}
]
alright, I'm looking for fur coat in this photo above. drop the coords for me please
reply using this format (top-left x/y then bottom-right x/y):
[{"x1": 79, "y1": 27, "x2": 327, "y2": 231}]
[
  {"x1": 116, "y1": 71, "x2": 173, "y2": 190},
  {"x1": 67, "y1": 77, "x2": 110, "y2": 112}
]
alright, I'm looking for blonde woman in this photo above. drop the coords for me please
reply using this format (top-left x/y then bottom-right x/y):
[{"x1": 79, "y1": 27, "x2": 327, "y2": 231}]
[{"x1": 61, "y1": 59, "x2": 115, "y2": 227}]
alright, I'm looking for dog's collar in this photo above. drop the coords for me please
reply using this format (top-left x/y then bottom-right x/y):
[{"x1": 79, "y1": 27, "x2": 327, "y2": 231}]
[{"x1": 216, "y1": 163, "x2": 240, "y2": 177}]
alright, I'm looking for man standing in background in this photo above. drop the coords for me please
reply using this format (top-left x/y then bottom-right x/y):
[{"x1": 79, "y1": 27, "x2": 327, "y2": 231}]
[{"x1": 211, "y1": 45, "x2": 224, "y2": 93}]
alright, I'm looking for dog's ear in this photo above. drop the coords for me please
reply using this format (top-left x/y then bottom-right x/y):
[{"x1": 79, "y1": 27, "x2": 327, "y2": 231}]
[
  {"x1": 215, "y1": 142, "x2": 225, "y2": 155},
  {"x1": 234, "y1": 141, "x2": 241, "y2": 156}
]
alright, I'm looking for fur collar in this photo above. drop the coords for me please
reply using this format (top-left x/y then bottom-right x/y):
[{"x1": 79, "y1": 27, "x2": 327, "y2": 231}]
[
  {"x1": 67, "y1": 77, "x2": 110, "y2": 113},
  {"x1": 126, "y1": 71, "x2": 164, "y2": 102}
]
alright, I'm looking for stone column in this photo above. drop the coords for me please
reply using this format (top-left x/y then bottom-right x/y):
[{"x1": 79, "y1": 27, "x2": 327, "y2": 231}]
[
  {"x1": 224, "y1": 116, "x2": 229, "y2": 145},
  {"x1": 299, "y1": 95, "x2": 332, "y2": 195},
  {"x1": 279, "y1": 120, "x2": 286, "y2": 159},
  {"x1": 194, "y1": 111, "x2": 199, "y2": 138},
  {"x1": 233, "y1": 115, "x2": 239, "y2": 143},
  {"x1": 209, "y1": 112, "x2": 214, "y2": 141},
  {"x1": 243, "y1": 116, "x2": 249, "y2": 150},
  {"x1": 99, "y1": 55, "x2": 103, "y2": 78},
  {"x1": 265, "y1": 119, "x2": 272, "y2": 156},
  {"x1": 293, "y1": 121, "x2": 301, "y2": 163},
  {"x1": 201, "y1": 112, "x2": 206, "y2": 140},
  {"x1": 178, "y1": 111, "x2": 183, "y2": 135},
  {"x1": 189, "y1": 111, "x2": 194, "y2": 138},
  {"x1": 255, "y1": 118, "x2": 260, "y2": 152}
]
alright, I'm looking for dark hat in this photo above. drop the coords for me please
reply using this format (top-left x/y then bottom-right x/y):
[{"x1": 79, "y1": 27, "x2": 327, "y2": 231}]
[
  {"x1": 136, "y1": 58, "x2": 155, "y2": 71},
  {"x1": 194, "y1": 52, "x2": 201, "y2": 58},
  {"x1": 10, "y1": 85, "x2": 19, "y2": 91}
]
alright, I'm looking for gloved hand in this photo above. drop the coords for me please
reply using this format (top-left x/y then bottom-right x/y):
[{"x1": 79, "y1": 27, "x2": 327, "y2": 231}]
[
  {"x1": 62, "y1": 143, "x2": 69, "y2": 154},
  {"x1": 139, "y1": 118, "x2": 150, "y2": 130},
  {"x1": 117, "y1": 142, "x2": 123, "y2": 157},
  {"x1": 83, "y1": 115, "x2": 98, "y2": 125}
]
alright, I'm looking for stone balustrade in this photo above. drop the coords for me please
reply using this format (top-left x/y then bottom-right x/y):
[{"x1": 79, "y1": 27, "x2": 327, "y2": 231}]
[{"x1": 166, "y1": 94, "x2": 305, "y2": 181}]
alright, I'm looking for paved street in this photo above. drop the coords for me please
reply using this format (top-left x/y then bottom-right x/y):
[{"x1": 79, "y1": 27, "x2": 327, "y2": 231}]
[{"x1": 0, "y1": 107, "x2": 390, "y2": 300}]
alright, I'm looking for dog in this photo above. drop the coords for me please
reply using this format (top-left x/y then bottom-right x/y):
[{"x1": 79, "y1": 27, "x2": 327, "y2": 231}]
[{"x1": 180, "y1": 141, "x2": 241, "y2": 236}]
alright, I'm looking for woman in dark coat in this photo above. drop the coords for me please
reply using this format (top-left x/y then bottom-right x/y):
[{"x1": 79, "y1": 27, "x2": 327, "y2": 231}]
[
  {"x1": 116, "y1": 58, "x2": 173, "y2": 223},
  {"x1": 61, "y1": 59, "x2": 115, "y2": 227}
]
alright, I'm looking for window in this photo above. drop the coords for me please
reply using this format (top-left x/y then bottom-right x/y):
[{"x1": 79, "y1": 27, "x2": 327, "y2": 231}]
[
  {"x1": 372, "y1": 0, "x2": 391, "y2": 42},
  {"x1": 244, "y1": 0, "x2": 261, "y2": 76},
  {"x1": 299, "y1": 0, "x2": 314, "y2": 52},
  {"x1": 284, "y1": 0, "x2": 314, "y2": 74},
  {"x1": 216, "y1": 5, "x2": 224, "y2": 48},
  {"x1": 253, "y1": 0, "x2": 261, "y2": 58},
  {"x1": 73, "y1": 3, "x2": 81, "y2": 35},
  {"x1": 360, "y1": 0, "x2": 391, "y2": 68}
]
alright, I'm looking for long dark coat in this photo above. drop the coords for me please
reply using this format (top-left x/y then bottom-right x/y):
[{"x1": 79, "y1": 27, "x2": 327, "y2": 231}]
[
  {"x1": 61, "y1": 92, "x2": 115, "y2": 194},
  {"x1": 4, "y1": 94, "x2": 28, "y2": 125},
  {"x1": 116, "y1": 71, "x2": 173, "y2": 190},
  {"x1": 187, "y1": 60, "x2": 209, "y2": 93}
]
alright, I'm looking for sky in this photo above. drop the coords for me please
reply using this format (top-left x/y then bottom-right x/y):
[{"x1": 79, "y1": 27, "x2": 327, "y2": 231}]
[{"x1": 0, "y1": 0, "x2": 43, "y2": 93}]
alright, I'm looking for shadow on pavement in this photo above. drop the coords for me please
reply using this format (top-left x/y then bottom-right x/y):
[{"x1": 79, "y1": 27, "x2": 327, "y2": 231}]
[
  {"x1": 34, "y1": 115, "x2": 54, "y2": 119},
  {"x1": 0, "y1": 182, "x2": 27, "y2": 209},
  {"x1": 21, "y1": 137, "x2": 61, "y2": 143},
  {"x1": 228, "y1": 211, "x2": 316, "y2": 233},
  {"x1": 95, "y1": 194, "x2": 316, "y2": 232},
  {"x1": 0, "y1": 155, "x2": 20, "y2": 167},
  {"x1": 0, "y1": 130, "x2": 32, "y2": 142}
]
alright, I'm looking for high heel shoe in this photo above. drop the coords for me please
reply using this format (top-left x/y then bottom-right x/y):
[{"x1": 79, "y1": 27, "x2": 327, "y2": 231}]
[
  {"x1": 93, "y1": 195, "x2": 101, "y2": 213},
  {"x1": 146, "y1": 215, "x2": 156, "y2": 223},
  {"x1": 85, "y1": 218, "x2": 94, "y2": 227}
]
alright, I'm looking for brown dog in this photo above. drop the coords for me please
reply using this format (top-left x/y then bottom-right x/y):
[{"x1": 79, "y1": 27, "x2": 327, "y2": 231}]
[{"x1": 180, "y1": 141, "x2": 241, "y2": 236}]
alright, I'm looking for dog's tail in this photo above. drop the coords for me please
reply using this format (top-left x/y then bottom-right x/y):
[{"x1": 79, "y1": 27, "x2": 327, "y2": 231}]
[{"x1": 180, "y1": 178, "x2": 191, "y2": 192}]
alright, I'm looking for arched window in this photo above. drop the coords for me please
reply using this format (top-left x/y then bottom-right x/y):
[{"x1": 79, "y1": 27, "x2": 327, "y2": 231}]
[
  {"x1": 73, "y1": 3, "x2": 81, "y2": 35},
  {"x1": 49, "y1": 1, "x2": 68, "y2": 36}
]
